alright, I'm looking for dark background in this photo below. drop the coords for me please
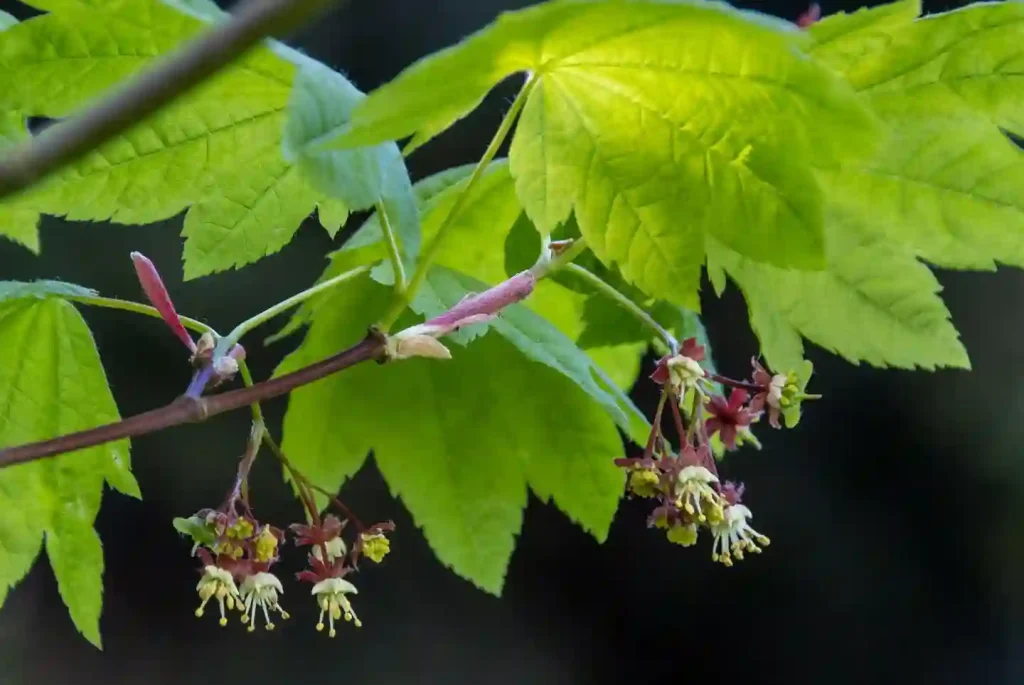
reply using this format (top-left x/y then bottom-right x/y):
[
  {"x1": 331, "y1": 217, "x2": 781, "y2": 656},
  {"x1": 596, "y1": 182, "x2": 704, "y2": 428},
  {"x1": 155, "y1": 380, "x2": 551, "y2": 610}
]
[{"x1": 1, "y1": 0, "x2": 1022, "y2": 683}]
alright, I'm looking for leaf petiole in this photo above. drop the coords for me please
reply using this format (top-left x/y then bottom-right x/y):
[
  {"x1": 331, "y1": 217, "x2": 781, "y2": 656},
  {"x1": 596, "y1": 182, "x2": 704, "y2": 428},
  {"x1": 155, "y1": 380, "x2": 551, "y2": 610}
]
[
  {"x1": 214, "y1": 263, "x2": 372, "y2": 357},
  {"x1": 561, "y1": 263, "x2": 679, "y2": 353},
  {"x1": 70, "y1": 294, "x2": 217, "y2": 337},
  {"x1": 377, "y1": 200, "x2": 407, "y2": 294},
  {"x1": 377, "y1": 72, "x2": 539, "y2": 331}
]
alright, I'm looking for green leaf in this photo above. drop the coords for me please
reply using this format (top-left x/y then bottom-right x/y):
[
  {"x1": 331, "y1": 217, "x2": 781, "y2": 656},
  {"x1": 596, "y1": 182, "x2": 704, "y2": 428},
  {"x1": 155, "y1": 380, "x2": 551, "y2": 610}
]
[
  {"x1": 320, "y1": 1, "x2": 880, "y2": 307},
  {"x1": 808, "y1": 0, "x2": 921, "y2": 72},
  {"x1": 0, "y1": 0, "x2": 203, "y2": 116},
  {"x1": 706, "y1": 228, "x2": 970, "y2": 371},
  {"x1": 283, "y1": 59, "x2": 419, "y2": 260},
  {"x1": 809, "y1": 3, "x2": 1024, "y2": 272},
  {"x1": 279, "y1": 274, "x2": 626, "y2": 593},
  {"x1": 0, "y1": 10, "x2": 15, "y2": 29},
  {"x1": 0, "y1": 112, "x2": 40, "y2": 253},
  {"x1": 316, "y1": 197, "x2": 349, "y2": 238},
  {"x1": 172, "y1": 515, "x2": 216, "y2": 554},
  {"x1": 818, "y1": 109, "x2": 1024, "y2": 271},
  {"x1": 834, "y1": 2, "x2": 1024, "y2": 135},
  {"x1": 182, "y1": 160, "x2": 320, "y2": 278},
  {"x1": 0, "y1": 294, "x2": 137, "y2": 647},
  {"x1": 0, "y1": 279, "x2": 96, "y2": 301},
  {"x1": 46, "y1": 515, "x2": 104, "y2": 649},
  {"x1": 16, "y1": 66, "x2": 291, "y2": 225}
]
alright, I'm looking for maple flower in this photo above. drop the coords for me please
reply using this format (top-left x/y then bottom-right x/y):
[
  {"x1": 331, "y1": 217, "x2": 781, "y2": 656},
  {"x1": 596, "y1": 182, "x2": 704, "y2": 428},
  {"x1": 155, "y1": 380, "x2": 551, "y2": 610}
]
[
  {"x1": 616, "y1": 455, "x2": 662, "y2": 498},
  {"x1": 312, "y1": 577, "x2": 362, "y2": 637},
  {"x1": 674, "y1": 464, "x2": 725, "y2": 525},
  {"x1": 239, "y1": 572, "x2": 289, "y2": 632},
  {"x1": 749, "y1": 359, "x2": 819, "y2": 429},
  {"x1": 710, "y1": 504, "x2": 771, "y2": 567},
  {"x1": 195, "y1": 565, "x2": 241, "y2": 627},
  {"x1": 705, "y1": 389, "x2": 758, "y2": 450},
  {"x1": 253, "y1": 525, "x2": 282, "y2": 563},
  {"x1": 292, "y1": 514, "x2": 349, "y2": 565},
  {"x1": 312, "y1": 537, "x2": 347, "y2": 563},
  {"x1": 651, "y1": 337, "x2": 707, "y2": 397},
  {"x1": 628, "y1": 467, "x2": 661, "y2": 498},
  {"x1": 359, "y1": 532, "x2": 391, "y2": 563},
  {"x1": 648, "y1": 501, "x2": 701, "y2": 547}
]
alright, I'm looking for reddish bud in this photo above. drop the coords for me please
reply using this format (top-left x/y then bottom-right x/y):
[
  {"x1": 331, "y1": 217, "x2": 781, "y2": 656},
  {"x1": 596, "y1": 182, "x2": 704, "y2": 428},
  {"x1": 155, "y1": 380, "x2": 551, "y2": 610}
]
[
  {"x1": 131, "y1": 252, "x2": 196, "y2": 353},
  {"x1": 797, "y1": 3, "x2": 821, "y2": 28}
]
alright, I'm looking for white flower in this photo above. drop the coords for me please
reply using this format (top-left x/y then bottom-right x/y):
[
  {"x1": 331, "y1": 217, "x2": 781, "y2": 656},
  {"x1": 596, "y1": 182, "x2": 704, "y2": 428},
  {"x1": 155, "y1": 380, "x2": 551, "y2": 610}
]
[
  {"x1": 312, "y1": 537, "x2": 347, "y2": 564},
  {"x1": 710, "y1": 504, "x2": 771, "y2": 567},
  {"x1": 311, "y1": 577, "x2": 361, "y2": 637},
  {"x1": 195, "y1": 566, "x2": 240, "y2": 627},
  {"x1": 675, "y1": 465, "x2": 724, "y2": 525},
  {"x1": 667, "y1": 354, "x2": 705, "y2": 396},
  {"x1": 767, "y1": 374, "x2": 787, "y2": 410},
  {"x1": 239, "y1": 572, "x2": 288, "y2": 632}
]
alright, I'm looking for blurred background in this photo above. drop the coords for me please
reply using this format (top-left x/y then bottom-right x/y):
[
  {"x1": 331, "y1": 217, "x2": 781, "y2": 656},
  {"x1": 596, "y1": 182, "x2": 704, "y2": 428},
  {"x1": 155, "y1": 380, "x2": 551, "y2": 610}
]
[{"x1": 1, "y1": 0, "x2": 1021, "y2": 682}]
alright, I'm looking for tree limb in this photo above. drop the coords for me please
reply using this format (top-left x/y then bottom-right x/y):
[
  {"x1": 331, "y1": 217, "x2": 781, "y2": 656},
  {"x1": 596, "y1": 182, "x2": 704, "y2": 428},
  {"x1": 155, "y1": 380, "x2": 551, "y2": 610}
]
[{"x1": 0, "y1": 330, "x2": 387, "y2": 469}]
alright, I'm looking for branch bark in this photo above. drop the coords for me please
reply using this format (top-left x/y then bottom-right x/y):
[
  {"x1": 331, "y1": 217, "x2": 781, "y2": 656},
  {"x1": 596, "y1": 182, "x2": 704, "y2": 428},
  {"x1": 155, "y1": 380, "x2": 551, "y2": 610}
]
[
  {"x1": 0, "y1": 0, "x2": 340, "y2": 200},
  {"x1": 0, "y1": 330, "x2": 387, "y2": 469}
]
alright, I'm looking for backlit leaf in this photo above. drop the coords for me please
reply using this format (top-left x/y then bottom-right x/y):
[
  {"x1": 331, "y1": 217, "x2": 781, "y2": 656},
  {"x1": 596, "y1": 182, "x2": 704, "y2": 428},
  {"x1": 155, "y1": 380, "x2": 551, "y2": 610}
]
[
  {"x1": 319, "y1": 1, "x2": 880, "y2": 308},
  {"x1": 283, "y1": 59, "x2": 419, "y2": 260},
  {"x1": 0, "y1": 290, "x2": 137, "y2": 648},
  {"x1": 706, "y1": 227, "x2": 970, "y2": 371}
]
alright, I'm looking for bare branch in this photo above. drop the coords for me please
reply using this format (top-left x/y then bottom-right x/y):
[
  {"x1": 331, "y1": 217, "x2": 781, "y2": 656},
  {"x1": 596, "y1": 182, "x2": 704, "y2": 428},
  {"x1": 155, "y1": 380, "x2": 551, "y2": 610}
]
[
  {"x1": 0, "y1": 330, "x2": 387, "y2": 469},
  {"x1": 0, "y1": 0, "x2": 341, "y2": 200}
]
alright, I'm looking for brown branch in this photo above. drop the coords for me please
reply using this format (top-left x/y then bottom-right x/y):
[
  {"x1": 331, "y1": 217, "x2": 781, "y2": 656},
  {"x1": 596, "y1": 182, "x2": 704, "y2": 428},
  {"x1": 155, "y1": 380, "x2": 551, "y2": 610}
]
[
  {"x1": 0, "y1": 0, "x2": 341, "y2": 200},
  {"x1": 0, "y1": 330, "x2": 387, "y2": 469}
]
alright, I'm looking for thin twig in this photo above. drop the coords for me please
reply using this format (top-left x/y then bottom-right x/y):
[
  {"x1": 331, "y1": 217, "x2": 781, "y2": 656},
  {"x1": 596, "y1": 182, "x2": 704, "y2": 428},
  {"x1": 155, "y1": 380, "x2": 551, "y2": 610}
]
[
  {"x1": 0, "y1": 0, "x2": 341, "y2": 200},
  {"x1": 0, "y1": 330, "x2": 387, "y2": 468},
  {"x1": 0, "y1": 239, "x2": 596, "y2": 470},
  {"x1": 708, "y1": 373, "x2": 764, "y2": 393}
]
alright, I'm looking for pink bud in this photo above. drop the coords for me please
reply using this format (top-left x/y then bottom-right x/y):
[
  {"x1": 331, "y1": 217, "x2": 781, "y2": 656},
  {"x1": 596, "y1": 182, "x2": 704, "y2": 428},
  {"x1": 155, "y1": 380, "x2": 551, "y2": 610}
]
[
  {"x1": 131, "y1": 252, "x2": 196, "y2": 353},
  {"x1": 797, "y1": 3, "x2": 821, "y2": 28},
  {"x1": 425, "y1": 270, "x2": 536, "y2": 332}
]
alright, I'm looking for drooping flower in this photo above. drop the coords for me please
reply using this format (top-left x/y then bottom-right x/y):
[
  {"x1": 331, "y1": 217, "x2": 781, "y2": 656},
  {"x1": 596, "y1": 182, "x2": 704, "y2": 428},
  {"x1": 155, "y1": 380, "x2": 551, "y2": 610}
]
[
  {"x1": 253, "y1": 525, "x2": 282, "y2": 564},
  {"x1": 710, "y1": 504, "x2": 771, "y2": 567},
  {"x1": 312, "y1": 536, "x2": 347, "y2": 563},
  {"x1": 291, "y1": 514, "x2": 345, "y2": 549},
  {"x1": 628, "y1": 467, "x2": 661, "y2": 498},
  {"x1": 650, "y1": 338, "x2": 705, "y2": 387},
  {"x1": 706, "y1": 389, "x2": 759, "y2": 450},
  {"x1": 749, "y1": 359, "x2": 819, "y2": 429},
  {"x1": 311, "y1": 577, "x2": 362, "y2": 637},
  {"x1": 239, "y1": 572, "x2": 288, "y2": 632},
  {"x1": 359, "y1": 533, "x2": 389, "y2": 563},
  {"x1": 195, "y1": 565, "x2": 241, "y2": 627},
  {"x1": 674, "y1": 464, "x2": 725, "y2": 525}
]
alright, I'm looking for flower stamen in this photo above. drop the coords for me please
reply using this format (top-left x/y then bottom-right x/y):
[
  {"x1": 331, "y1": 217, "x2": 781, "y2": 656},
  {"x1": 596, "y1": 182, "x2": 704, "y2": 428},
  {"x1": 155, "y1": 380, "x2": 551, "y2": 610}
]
[
  {"x1": 195, "y1": 566, "x2": 240, "y2": 627},
  {"x1": 239, "y1": 572, "x2": 288, "y2": 632},
  {"x1": 710, "y1": 504, "x2": 771, "y2": 567},
  {"x1": 312, "y1": 577, "x2": 361, "y2": 637}
]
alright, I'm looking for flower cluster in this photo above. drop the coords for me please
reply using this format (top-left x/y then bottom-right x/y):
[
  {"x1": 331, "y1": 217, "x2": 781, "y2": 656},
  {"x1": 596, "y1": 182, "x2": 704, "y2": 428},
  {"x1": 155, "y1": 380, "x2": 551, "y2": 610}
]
[
  {"x1": 175, "y1": 507, "x2": 394, "y2": 636},
  {"x1": 177, "y1": 509, "x2": 287, "y2": 630},
  {"x1": 617, "y1": 338, "x2": 819, "y2": 566}
]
